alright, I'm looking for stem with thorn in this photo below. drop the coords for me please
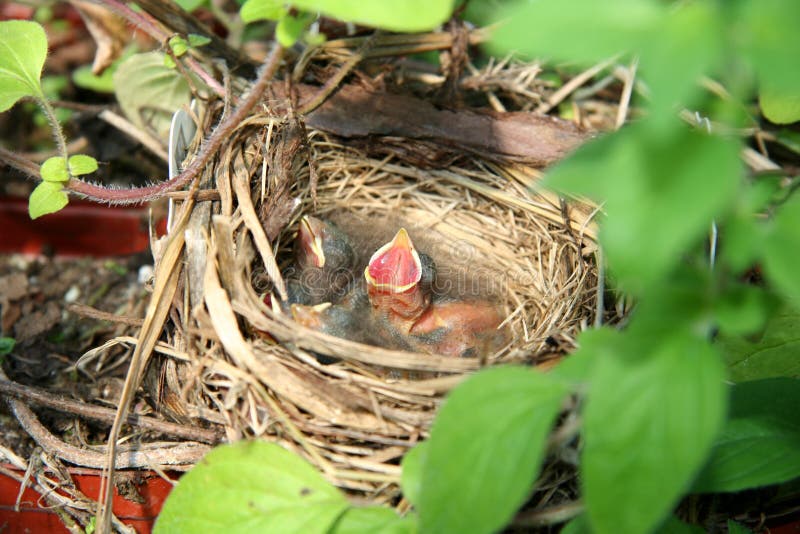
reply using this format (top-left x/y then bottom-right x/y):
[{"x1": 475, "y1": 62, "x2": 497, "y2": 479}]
[
  {"x1": 68, "y1": 43, "x2": 283, "y2": 204},
  {"x1": 0, "y1": 44, "x2": 284, "y2": 205}
]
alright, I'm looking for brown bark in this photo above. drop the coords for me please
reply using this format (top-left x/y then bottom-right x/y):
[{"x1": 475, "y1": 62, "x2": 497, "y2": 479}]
[{"x1": 282, "y1": 83, "x2": 591, "y2": 166}]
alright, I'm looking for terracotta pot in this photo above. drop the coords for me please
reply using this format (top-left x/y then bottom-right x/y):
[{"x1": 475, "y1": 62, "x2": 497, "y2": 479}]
[
  {"x1": 0, "y1": 196, "x2": 162, "y2": 257},
  {"x1": 0, "y1": 464, "x2": 176, "y2": 533}
]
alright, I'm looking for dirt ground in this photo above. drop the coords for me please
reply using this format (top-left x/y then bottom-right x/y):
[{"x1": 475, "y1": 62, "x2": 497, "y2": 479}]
[{"x1": 0, "y1": 251, "x2": 153, "y2": 455}]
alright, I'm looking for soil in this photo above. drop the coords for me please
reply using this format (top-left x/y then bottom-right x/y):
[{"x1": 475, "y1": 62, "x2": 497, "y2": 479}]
[{"x1": 0, "y1": 252, "x2": 153, "y2": 455}]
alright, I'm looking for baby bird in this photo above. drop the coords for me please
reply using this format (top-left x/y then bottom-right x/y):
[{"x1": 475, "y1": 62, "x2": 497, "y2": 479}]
[
  {"x1": 365, "y1": 228, "x2": 509, "y2": 358},
  {"x1": 286, "y1": 215, "x2": 357, "y2": 305},
  {"x1": 290, "y1": 288, "x2": 414, "y2": 364},
  {"x1": 364, "y1": 228, "x2": 432, "y2": 333}
]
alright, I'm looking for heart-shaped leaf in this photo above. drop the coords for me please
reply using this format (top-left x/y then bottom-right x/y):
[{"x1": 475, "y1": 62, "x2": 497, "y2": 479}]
[
  {"x1": 0, "y1": 20, "x2": 47, "y2": 111},
  {"x1": 154, "y1": 440, "x2": 349, "y2": 534},
  {"x1": 113, "y1": 52, "x2": 192, "y2": 139},
  {"x1": 29, "y1": 181, "x2": 68, "y2": 219}
]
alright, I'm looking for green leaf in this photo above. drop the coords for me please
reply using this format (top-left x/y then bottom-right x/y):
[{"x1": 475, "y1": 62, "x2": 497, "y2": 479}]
[
  {"x1": 188, "y1": 34, "x2": 211, "y2": 47},
  {"x1": 727, "y1": 520, "x2": 753, "y2": 534},
  {"x1": 287, "y1": 0, "x2": 455, "y2": 32},
  {"x1": 113, "y1": 52, "x2": 193, "y2": 139},
  {"x1": 713, "y1": 284, "x2": 772, "y2": 337},
  {"x1": 718, "y1": 304, "x2": 800, "y2": 382},
  {"x1": 693, "y1": 378, "x2": 800, "y2": 493},
  {"x1": 276, "y1": 13, "x2": 312, "y2": 48},
  {"x1": 40, "y1": 157, "x2": 69, "y2": 183},
  {"x1": 0, "y1": 337, "x2": 15, "y2": 356},
  {"x1": 72, "y1": 65, "x2": 116, "y2": 93},
  {"x1": 763, "y1": 195, "x2": 800, "y2": 304},
  {"x1": 545, "y1": 126, "x2": 742, "y2": 294},
  {"x1": 163, "y1": 54, "x2": 177, "y2": 69},
  {"x1": 488, "y1": 0, "x2": 664, "y2": 63},
  {"x1": 655, "y1": 516, "x2": 705, "y2": 534},
  {"x1": 29, "y1": 181, "x2": 68, "y2": 219},
  {"x1": 636, "y1": 1, "x2": 723, "y2": 128},
  {"x1": 240, "y1": 0, "x2": 286, "y2": 22},
  {"x1": 0, "y1": 20, "x2": 47, "y2": 111},
  {"x1": 418, "y1": 366, "x2": 568, "y2": 534},
  {"x1": 169, "y1": 35, "x2": 189, "y2": 58},
  {"x1": 68, "y1": 154, "x2": 98, "y2": 176},
  {"x1": 582, "y1": 332, "x2": 726, "y2": 534},
  {"x1": 154, "y1": 441, "x2": 349, "y2": 534},
  {"x1": 760, "y1": 86, "x2": 800, "y2": 125},
  {"x1": 400, "y1": 442, "x2": 426, "y2": 507},
  {"x1": 175, "y1": 0, "x2": 207, "y2": 11},
  {"x1": 739, "y1": 0, "x2": 800, "y2": 114},
  {"x1": 720, "y1": 181, "x2": 779, "y2": 273},
  {"x1": 775, "y1": 129, "x2": 800, "y2": 156},
  {"x1": 560, "y1": 515, "x2": 591, "y2": 534},
  {"x1": 331, "y1": 507, "x2": 416, "y2": 534}
]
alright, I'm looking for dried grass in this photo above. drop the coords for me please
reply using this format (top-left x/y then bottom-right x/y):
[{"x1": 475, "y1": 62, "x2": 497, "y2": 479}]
[{"x1": 141, "y1": 60, "x2": 605, "y2": 500}]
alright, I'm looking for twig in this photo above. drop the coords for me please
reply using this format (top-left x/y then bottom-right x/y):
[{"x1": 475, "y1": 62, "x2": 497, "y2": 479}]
[
  {"x1": 513, "y1": 501, "x2": 585, "y2": 527},
  {"x1": 98, "y1": 109, "x2": 169, "y2": 162},
  {"x1": 536, "y1": 57, "x2": 617, "y2": 114},
  {"x1": 8, "y1": 396, "x2": 208, "y2": 469},
  {"x1": 615, "y1": 57, "x2": 638, "y2": 130},
  {"x1": 0, "y1": 145, "x2": 42, "y2": 180},
  {"x1": 67, "y1": 303, "x2": 144, "y2": 326},
  {"x1": 298, "y1": 33, "x2": 378, "y2": 115},
  {"x1": 0, "y1": 379, "x2": 222, "y2": 444}
]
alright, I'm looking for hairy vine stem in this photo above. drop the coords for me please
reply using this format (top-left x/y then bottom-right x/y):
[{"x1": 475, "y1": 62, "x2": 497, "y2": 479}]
[
  {"x1": 36, "y1": 96, "x2": 70, "y2": 162},
  {"x1": 66, "y1": 43, "x2": 283, "y2": 204}
]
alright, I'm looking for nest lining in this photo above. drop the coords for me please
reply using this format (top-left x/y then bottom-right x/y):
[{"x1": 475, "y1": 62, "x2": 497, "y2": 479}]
[{"x1": 151, "y1": 99, "x2": 602, "y2": 499}]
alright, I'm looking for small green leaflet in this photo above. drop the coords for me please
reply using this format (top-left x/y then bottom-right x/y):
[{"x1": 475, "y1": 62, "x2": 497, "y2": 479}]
[
  {"x1": 174, "y1": 0, "x2": 207, "y2": 11},
  {"x1": 29, "y1": 181, "x2": 68, "y2": 219},
  {"x1": 169, "y1": 36, "x2": 189, "y2": 57},
  {"x1": 0, "y1": 20, "x2": 47, "y2": 111},
  {"x1": 0, "y1": 337, "x2": 15, "y2": 356},
  {"x1": 240, "y1": 0, "x2": 285, "y2": 22},
  {"x1": 276, "y1": 13, "x2": 312, "y2": 47},
  {"x1": 40, "y1": 157, "x2": 69, "y2": 182},
  {"x1": 68, "y1": 154, "x2": 98, "y2": 176},
  {"x1": 188, "y1": 34, "x2": 211, "y2": 47}
]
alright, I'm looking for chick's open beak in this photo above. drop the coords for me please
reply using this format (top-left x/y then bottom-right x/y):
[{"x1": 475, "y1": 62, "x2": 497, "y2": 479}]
[
  {"x1": 297, "y1": 216, "x2": 326, "y2": 268},
  {"x1": 364, "y1": 228, "x2": 422, "y2": 293}
]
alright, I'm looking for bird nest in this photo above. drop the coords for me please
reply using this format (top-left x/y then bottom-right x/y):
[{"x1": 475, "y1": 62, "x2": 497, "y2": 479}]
[{"x1": 145, "y1": 91, "x2": 602, "y2": 499}]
